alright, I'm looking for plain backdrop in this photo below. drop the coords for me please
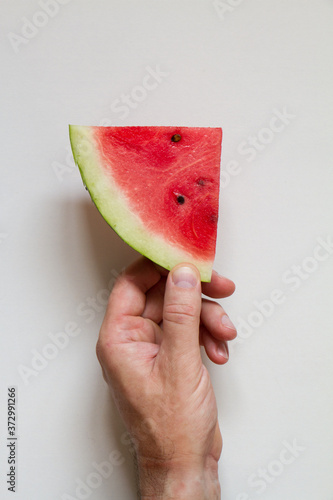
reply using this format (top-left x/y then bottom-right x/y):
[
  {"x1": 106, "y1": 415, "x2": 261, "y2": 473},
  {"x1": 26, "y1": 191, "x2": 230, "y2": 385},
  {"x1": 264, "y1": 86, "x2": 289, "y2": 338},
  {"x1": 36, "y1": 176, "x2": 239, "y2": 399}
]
[{"x1": 1, "y1": 1, "x2": 333, "y2": 499}]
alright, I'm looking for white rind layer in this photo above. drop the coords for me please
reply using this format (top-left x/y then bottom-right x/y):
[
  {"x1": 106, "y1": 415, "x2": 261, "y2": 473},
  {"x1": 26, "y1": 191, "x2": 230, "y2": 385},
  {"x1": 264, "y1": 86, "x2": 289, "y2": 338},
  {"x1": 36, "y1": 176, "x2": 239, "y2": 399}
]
[{"x1": 69, "y1": 125, "x2": 213, "y2": 281}]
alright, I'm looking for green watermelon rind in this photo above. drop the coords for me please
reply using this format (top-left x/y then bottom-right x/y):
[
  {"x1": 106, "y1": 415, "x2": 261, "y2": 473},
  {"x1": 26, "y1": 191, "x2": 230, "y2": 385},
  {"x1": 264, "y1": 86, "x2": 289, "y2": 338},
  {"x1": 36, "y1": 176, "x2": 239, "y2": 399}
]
[{"x1": 69, "y1": 125, "x2": 214, "y2": 282}]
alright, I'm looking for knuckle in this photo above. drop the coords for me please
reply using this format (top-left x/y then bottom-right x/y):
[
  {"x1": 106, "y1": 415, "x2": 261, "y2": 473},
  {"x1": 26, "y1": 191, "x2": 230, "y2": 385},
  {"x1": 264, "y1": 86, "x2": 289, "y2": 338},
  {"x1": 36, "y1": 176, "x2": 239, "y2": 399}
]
[
  {"x1": 164, "y1": 302, "x2": 197, "y2": 325},
  {"x1": 95, "y1": 339, "x2": 103, "y2": 362},
  {"x1": 95, "y1": 337, "x2": 108, "y2": 364},
  {"x1": 96, "y1": 338, "x2": 119, "y2": 380},
  {"x1": 96, "y1": 332, "x2": 116, "y2": 365}
]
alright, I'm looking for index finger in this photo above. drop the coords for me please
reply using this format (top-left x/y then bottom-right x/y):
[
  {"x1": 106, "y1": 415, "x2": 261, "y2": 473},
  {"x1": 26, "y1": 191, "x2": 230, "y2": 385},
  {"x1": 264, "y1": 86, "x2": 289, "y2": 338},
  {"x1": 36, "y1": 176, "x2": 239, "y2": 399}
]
[{"x1": 103, "y1": 257, "x2": 162, "y2": 323}]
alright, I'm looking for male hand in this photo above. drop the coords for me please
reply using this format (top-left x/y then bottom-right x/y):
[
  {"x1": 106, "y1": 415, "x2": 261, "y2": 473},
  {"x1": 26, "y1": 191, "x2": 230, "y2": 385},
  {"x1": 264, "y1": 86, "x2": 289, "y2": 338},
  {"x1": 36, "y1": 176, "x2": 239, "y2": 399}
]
[{"x1": 96, "y1": 257, "x2": 236, "y2": 499}]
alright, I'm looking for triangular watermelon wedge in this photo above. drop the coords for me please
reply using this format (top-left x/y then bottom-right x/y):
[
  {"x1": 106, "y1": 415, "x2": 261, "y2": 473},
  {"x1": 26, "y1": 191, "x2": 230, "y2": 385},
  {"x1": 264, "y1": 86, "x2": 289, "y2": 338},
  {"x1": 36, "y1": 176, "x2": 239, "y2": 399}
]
[{"x1": 69, "y1": 125, "x2": 222, "y2": 282}]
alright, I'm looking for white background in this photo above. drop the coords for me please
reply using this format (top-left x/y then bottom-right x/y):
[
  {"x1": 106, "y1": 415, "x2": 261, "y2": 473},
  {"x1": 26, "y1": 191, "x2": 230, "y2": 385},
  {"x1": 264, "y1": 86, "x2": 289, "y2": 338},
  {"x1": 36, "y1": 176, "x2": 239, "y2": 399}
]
[{"x1": 1, "y1": 1, "x2": 333, "y2": 499}]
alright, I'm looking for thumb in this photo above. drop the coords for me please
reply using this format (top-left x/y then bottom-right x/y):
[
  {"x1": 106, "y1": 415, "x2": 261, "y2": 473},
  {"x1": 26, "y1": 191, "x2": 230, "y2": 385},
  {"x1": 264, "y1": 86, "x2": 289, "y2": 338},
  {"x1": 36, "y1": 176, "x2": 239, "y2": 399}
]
[{"x1": 161, "y1": 264, "x2": 202, "y2": 364}]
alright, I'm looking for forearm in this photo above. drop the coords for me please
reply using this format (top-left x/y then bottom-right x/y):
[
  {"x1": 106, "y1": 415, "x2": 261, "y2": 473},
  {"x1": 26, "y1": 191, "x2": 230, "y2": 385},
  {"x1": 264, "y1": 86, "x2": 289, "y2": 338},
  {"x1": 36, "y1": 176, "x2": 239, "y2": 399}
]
[{"x1": 138, "y1": 456, "x2": 221, "y2": 500}]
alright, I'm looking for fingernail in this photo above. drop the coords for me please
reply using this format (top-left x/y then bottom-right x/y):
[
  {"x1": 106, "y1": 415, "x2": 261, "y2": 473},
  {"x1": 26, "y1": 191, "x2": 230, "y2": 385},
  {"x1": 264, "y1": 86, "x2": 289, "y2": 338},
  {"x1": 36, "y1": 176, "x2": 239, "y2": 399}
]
[
  {"x1": 172, "y1": 266, "x2": 198, "y2": 289},
  {"x1": 218, "y1": 342, "x2": 229, "y2": 360},
  {"x1": 221, "y1": 314, "x2": 236, "y2": 331}
]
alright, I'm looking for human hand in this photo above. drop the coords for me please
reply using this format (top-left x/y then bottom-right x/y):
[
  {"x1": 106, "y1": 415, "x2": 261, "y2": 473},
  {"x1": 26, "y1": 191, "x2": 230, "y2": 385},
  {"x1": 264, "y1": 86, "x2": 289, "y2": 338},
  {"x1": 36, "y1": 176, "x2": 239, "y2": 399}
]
[{"x1": 96, "y1": 257, "x2": 236, "y2": 499}]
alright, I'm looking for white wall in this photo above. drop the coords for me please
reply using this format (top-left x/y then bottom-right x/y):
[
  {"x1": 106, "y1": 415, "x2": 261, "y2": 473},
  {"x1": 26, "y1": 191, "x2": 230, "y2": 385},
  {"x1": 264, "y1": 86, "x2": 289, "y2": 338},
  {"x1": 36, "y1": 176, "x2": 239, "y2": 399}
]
[{"x1": 1, "y1": 1, "x2": 332, "y2": 499}]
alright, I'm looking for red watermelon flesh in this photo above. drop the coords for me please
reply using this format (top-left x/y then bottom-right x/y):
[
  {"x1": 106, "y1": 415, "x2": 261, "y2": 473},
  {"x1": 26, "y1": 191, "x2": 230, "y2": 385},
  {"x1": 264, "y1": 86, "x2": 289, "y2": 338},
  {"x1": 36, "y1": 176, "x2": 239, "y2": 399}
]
[{"x1": 69, "y1": 125, "x2": 222, "y2": 281}]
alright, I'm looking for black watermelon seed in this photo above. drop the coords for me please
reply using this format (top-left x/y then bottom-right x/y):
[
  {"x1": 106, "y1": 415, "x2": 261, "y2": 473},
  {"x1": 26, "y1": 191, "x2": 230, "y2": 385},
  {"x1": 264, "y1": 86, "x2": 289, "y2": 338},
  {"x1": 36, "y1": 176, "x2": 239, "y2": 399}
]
[
  {"x1": 171, "y1": 134, "x2": 181, "y2": 143},
  {"x1": 177, "y1": 195, "x2": 185, "y2": 205},
  {"x1": 197, "y1": 178, "x2": 205, "y2": 186}
]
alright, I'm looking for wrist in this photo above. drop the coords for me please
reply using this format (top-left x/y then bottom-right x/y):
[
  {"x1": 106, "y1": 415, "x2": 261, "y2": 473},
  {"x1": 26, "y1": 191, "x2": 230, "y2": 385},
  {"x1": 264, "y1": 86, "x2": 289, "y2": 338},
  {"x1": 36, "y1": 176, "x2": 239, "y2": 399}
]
[{"x1": 138, "y1": 456, "x2": 221, "y2": 500}]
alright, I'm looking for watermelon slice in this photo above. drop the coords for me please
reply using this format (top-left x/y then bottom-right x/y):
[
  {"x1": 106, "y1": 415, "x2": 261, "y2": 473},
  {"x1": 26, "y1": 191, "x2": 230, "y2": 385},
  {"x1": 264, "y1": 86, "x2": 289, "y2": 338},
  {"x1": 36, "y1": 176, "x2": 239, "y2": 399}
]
[{"x1": 69, "y1": 125, "x2": 222, "y2": 282}]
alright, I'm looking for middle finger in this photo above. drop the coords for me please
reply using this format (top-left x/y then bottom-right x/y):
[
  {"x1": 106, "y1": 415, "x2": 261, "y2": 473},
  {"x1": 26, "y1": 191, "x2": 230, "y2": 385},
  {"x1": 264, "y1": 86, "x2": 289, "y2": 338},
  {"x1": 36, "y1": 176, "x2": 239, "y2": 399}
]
[{"x1": 201, "y1": 298, "x2": 237, "y2": 342}]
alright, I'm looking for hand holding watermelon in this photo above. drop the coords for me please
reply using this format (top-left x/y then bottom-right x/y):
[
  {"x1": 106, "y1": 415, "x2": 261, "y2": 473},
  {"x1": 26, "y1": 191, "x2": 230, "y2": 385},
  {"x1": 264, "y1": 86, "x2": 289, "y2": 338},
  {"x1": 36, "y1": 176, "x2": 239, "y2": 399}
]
[{"x1": 96, "y1": 257, "x2": 236, "y2": 498}]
